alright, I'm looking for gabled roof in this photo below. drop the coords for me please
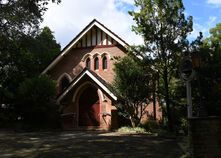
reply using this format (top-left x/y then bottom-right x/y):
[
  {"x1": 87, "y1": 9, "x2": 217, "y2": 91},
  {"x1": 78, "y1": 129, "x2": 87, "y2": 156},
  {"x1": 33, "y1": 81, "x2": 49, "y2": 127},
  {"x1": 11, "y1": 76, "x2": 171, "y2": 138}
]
[
  {"x1": 56, "y1": 68, "x2": 117, "y2": 104},
  {"x1": 42, "y1": 19, "x2": 129, "y2": 75}
]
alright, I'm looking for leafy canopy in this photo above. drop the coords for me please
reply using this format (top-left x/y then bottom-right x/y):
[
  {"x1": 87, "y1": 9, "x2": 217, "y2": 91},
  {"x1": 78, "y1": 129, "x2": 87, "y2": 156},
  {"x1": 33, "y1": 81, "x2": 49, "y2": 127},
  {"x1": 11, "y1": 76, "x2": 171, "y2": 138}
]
[
  {"x1": 16, "y1": 76, "x2": 59, "y2": 128},
  {"x1": 196, "y1": 23, "x2": 221, "y2": 116},
  {"x1": 129, "y1": 0, "x2": 193, "y2": 130},
  {"x1": 0, "y1": 0, "x2": 61, "y2": 128},
  {"x1": 113, "y1": 56, "x2": 153, "y2": 127}
]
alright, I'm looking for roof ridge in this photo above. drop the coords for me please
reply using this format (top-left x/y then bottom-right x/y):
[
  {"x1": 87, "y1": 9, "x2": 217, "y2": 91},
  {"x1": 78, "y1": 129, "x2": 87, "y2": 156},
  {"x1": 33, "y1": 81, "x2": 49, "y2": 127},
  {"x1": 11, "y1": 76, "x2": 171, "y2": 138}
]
[{"x1": 41, "y1": 19, "x2": 129, "y2": 75}]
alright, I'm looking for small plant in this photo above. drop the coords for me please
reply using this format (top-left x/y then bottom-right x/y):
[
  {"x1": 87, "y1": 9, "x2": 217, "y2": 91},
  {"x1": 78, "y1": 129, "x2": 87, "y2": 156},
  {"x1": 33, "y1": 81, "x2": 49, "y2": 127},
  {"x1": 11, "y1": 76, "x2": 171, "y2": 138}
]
[
  {"x1": 117, "y1": 126, "x2": 146, "y2": 133},
  {"x1": 139, "y1": 119, "x2": 160, "y2": 132}
]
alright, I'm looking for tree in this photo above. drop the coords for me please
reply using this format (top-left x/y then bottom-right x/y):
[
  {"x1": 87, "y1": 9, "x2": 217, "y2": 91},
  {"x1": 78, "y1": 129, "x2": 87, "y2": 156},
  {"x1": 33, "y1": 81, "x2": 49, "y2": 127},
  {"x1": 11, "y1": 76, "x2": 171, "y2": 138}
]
[
  {"x1": 193, "y1": 23, "x2": 221, "y2": 116},
  {"x1": 0, "y1": 0, "x2": 60, "y2": 95},
  {"x1": 0, "y1": 0, "x2": 60, "y2": 127},
  {"x1": 113, "y1": 56, "x2": 153, "y2": 127},
  {"x1": 0, "y1": 0, "x2": 60, "y2": 83},
  {"x1": 35, "y1": 27, "x2": 61, "y2": 71},
  {"x1": 18, "y1": 27, "x2": 61, "y2": 76},
  {"x1": 16, "y1": 76, "x2": 59, "y2": 128},
  {"x1": 129, "y1": 0, "x2": 193, "y2": 131}
]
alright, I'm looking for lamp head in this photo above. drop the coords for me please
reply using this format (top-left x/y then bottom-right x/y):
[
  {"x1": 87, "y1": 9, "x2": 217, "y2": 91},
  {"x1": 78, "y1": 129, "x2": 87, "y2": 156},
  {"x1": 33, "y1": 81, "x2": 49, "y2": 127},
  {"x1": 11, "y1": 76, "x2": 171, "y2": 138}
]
[{"x1": 180, "y1": 58, "x2": 193, "y2": 80}]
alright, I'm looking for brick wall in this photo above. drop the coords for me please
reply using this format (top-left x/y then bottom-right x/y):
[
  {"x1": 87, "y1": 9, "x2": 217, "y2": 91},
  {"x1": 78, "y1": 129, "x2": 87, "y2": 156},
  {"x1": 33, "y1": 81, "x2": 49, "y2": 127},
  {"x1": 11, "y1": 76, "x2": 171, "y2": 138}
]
[
  {"x1": 48, "y1": 45, "x2": 126, "y2": 84},
  {"x1": 189, "y1": 117, "x2": 221, "y2": 158}
]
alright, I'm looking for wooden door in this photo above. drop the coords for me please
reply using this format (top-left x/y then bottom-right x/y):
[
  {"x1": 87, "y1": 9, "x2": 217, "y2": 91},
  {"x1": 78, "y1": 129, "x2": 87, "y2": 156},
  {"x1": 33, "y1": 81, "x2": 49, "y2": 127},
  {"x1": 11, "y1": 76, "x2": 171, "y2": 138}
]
[{"x1": 78, "y1": 86, "x2": 100, "y2": 126}]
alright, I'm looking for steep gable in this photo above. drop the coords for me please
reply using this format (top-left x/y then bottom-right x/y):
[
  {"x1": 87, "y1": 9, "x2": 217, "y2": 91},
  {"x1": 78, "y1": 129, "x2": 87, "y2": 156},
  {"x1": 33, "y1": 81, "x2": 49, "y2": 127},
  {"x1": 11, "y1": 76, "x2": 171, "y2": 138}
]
[
  {"x1": 42, "y1": 19, "x2": 129, "y2": 75},
  {"x1": 73, "y1": 26, "x2": 119, "y2": 48},
  {"x1": 57, "y1": 68, "x2": 117, "y2": 104}
]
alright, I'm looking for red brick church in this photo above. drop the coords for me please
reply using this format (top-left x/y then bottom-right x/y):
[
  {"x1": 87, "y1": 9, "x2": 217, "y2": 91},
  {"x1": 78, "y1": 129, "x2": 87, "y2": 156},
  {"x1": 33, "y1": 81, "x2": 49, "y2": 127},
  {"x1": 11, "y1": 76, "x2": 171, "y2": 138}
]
[{"x1": 42, "y1": 19, "x2": 161, "y2": 130}]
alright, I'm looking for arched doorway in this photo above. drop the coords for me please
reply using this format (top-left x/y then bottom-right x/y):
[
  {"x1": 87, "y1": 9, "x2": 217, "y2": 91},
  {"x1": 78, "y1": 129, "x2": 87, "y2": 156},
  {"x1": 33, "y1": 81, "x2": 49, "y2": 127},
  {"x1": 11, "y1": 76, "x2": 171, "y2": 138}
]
[{"x1": 78, "y1": 86, "x2": 100, "y2": 126}]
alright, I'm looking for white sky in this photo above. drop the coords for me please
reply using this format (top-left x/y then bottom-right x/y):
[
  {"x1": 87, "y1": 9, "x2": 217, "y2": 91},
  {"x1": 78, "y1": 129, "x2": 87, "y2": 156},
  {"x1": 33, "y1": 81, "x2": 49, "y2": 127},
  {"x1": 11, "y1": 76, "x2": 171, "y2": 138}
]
[
  {"x1": 41, "y1": 0, "x2": 221, "y2": 49},
  {"x1": 41, "y1": 0, "x2": 143, "y2": 48}
]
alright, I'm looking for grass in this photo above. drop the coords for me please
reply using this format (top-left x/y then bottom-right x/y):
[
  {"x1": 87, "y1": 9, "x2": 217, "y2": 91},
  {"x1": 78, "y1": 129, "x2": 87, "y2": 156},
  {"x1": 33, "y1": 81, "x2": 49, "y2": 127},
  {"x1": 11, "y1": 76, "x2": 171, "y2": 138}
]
[
  {"x1": 117, "y1": 126, "x2": 150, "y2": 134},
  {"x1": 177, "y1": 136, "x2": 191, "y2": 158}
]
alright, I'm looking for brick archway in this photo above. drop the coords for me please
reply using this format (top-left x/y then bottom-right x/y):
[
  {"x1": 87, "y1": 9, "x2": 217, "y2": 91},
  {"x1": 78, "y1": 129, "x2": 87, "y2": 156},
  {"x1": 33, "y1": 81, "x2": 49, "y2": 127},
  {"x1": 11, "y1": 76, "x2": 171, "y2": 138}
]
[{"x1": 78, "y1": 85, "x2": 100, "y2": 126}]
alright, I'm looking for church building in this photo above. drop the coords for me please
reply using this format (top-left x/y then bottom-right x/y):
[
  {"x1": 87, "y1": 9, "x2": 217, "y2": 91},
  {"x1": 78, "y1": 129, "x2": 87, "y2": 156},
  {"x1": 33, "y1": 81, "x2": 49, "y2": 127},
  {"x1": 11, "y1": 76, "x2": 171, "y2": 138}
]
[{"x1": 42, "y1": 19, "x2": 161, "y2": 130}]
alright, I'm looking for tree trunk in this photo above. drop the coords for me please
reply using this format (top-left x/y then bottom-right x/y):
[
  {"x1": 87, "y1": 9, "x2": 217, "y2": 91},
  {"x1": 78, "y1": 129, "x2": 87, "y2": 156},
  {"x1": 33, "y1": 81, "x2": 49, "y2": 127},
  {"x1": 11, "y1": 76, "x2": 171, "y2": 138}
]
[
  {"x1": 163, "y1": 68, "x2": 173, "y2": 131},
  {"x1": 130, "y1": 116, "x2": 136, "y2": 128},
  {"x1": 153, "y1": 78, "x2": 156, "y2": 120}
]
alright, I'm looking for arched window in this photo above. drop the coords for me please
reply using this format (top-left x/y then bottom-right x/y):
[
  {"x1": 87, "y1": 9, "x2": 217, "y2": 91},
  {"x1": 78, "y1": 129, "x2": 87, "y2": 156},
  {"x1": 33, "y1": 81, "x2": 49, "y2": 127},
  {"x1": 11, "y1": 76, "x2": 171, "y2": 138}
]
[
  {"x1": 86, "y1": 58, "x2": 91, "y2": 69},
  {"x1": 102, "y1": 56, "x2": 107, "y2": 70},
  {"x1": 94, "y1": 57, "x2": 99, "y2": 70},
  {"x1": 60, "y1": 76, "x2": 70, "y2": 92}
]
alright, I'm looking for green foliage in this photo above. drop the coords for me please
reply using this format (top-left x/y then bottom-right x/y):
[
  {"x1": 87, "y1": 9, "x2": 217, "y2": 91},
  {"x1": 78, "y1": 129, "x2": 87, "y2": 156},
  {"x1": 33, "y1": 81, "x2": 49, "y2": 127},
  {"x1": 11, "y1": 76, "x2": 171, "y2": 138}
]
[
  {"x1": 117, "y1": 126, "x2": 147, "y2": 133},
  {"x1": 0, "y1": 0, "x2": 61, "y2": 35},
  {"x1": 16, "y1": 76, "x2": 60, "y2": 129},
  {"x1": 0, "y1": 0, "x2": 61, "y2": 128},
  {"x1": 139, "y1": 119, "x2": 160, "y2": 132},
  {"x1": 208, "y1": 23, "x2": 221, "y2": 47},
  {"x1": 192, "y1": 23, "x2": 221, "y2": 116},
  {"x1": 129, "y1": 0, "x2": 193, "y2": 131},
  {"x1": 0, "y1": 0, "x2": 60, "y2": 83},
  {"x1": 18, "y1": 27, "x2": 61, "y2": 75},
  {"x1": 35, "y1": 27, "x2": 61, "y2": 71},
  {"x1": 113, "y1": 56, "x2": 153, "y2": 127}
]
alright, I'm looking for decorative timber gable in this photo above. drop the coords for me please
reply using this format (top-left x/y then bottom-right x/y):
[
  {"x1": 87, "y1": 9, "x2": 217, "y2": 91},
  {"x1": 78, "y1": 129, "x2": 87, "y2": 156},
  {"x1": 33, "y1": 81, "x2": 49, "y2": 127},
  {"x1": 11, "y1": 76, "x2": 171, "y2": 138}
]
[
  {"x1": 74, "y1": 26, "x2": 118, "y2": 48},
  {"x1": 41, "y1": 19, "x2": 129, "y2": 75}
]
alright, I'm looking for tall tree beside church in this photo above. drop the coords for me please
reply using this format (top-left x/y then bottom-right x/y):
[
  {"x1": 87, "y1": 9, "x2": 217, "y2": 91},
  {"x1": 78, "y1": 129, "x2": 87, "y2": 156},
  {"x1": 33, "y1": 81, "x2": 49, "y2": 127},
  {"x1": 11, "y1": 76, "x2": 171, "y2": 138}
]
[
  {"x1": 0, "y1": 0, "x2": 60, "y2": 83},
  {"x1": 0, "y1": 0, "x2": 60, "y2": 92},
  {"x1": 113, "y1": 56, "x2": 153, "y2": 127},
  {"x1": 18, "y1": 27, "x2": 61, "y2": 76},
  {"x1": 35, "y1": 27, "x2": 61, "y2": 72},
  {"x1": 196, "y1": 23, "x2": 221, "y2": 116},
  {"x1": 129, "y1": 0, "x2": 193, "y2": 130},
  {"x1": 0, "y1": 0, "x2": 60, "y2": 126}
]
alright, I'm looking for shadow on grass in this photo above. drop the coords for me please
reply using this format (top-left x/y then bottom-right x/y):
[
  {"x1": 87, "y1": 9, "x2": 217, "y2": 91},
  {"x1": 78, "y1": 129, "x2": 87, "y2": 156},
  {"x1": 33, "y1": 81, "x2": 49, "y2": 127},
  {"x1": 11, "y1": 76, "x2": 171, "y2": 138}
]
[{"x1": 0, "y1": 131, "x2": 183, "y2": 158}]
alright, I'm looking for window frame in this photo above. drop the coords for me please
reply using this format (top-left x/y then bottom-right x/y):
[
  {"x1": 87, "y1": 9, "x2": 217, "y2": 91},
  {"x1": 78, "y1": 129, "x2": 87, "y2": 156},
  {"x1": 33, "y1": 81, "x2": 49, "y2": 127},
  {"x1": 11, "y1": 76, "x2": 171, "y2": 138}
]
[
  {"x1": 102, "y1": 56, "x2": 108, "y2": 70},
  {"x1": 86, "y1": 57, "x2": 91, "y2": 69},
  {"x1": 94, "y1": 57, "x2": 99, "y2": 70}
]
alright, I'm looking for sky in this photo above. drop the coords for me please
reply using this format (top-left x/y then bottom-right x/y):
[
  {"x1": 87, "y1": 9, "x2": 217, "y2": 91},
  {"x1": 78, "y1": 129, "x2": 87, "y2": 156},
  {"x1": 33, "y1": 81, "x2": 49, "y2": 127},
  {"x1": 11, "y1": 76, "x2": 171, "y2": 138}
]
[{"x1": 41, "y1": 0, "x2": 221, "y2": 49}]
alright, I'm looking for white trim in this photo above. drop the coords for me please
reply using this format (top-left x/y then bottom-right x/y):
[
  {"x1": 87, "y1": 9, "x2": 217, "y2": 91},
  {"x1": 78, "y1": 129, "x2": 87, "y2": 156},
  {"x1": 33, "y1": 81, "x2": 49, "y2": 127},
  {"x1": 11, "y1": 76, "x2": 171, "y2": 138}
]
[
  {"x1": 41, "y1": 20, "x2": 128, "y2": 75},
  {"x1": 56, "y1": 70, "x2": 117, "y2": 104},
  {"x1": 95, "y1": 22, "x2": 127, "y2": 47}
]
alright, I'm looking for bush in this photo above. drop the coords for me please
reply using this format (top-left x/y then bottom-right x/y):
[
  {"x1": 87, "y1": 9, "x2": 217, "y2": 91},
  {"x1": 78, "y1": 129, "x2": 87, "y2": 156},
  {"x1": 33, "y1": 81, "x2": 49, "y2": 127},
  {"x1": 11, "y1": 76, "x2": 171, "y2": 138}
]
[
  {"x1": 118, "y1": 126, "x2": 146, "y2": 133},
  {"x1": 139, "y1": 119, "x2": 160, "y2": 132},
  {"x1": 16, "y1": 76, "x2": 60, "y2": 129}
]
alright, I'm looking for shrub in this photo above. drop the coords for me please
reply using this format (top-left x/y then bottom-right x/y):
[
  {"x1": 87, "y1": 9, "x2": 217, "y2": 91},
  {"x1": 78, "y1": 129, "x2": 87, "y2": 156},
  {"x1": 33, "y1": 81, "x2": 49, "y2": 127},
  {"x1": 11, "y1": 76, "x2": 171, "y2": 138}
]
[
  {"x1": 118, "y1": 126, "x2": 146, "y2": 133},
  {"x1": 139, "y1": 119, "x2": 160, "y2": 132},
  {"x1": 16, "y1": 76, "x2": 60, "y2": 129}
]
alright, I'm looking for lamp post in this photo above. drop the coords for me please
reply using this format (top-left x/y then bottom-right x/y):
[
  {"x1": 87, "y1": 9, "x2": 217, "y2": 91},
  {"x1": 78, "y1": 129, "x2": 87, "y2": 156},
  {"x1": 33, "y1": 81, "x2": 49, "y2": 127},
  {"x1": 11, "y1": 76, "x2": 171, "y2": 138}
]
[{"x1": 180, "y1": 56, "x2": 195, "y2": 118}]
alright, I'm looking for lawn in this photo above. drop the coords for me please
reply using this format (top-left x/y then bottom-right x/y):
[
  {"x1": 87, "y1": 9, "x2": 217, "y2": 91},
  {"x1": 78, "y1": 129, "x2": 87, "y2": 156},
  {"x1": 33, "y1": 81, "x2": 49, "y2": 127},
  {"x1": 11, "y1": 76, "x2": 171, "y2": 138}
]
[{"x1": 0, "y1": 131, "x2": 183, "y2": 158}]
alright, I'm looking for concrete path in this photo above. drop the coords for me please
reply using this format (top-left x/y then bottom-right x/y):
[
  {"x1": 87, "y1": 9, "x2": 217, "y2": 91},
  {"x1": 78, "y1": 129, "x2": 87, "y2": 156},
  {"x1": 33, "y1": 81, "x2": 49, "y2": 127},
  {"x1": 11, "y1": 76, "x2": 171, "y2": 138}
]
[{"x1": 0, "y1": 131, "x2": 183, "y2": 158}]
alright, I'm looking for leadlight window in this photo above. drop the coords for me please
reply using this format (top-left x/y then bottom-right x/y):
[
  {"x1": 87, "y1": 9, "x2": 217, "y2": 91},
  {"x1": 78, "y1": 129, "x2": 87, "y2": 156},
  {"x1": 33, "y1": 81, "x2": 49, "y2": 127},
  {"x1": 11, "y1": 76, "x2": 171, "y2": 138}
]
[
  {"x1": 102, "y1": 56, "x2": 107, "y2": 69},
  {"x1": 94, "y1": 57, "x2": 99, "y2": 70},
  {"x1": 86, "y1": 58, "x2": 91, "y2": 69}
]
